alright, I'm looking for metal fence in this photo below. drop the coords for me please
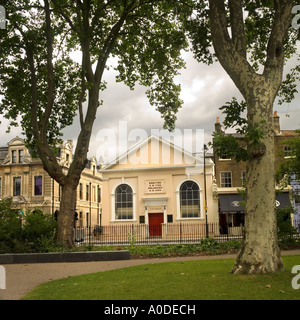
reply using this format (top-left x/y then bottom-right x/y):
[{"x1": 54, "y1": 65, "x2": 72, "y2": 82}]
[{"x1": 73, "y1": 222, "x2": 245, "y2": 246}]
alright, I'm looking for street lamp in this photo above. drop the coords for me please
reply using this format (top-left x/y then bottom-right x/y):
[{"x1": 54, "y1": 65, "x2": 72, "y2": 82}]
[{"x1": 203, "y1": 144, "x2": 209, "y2": 238}]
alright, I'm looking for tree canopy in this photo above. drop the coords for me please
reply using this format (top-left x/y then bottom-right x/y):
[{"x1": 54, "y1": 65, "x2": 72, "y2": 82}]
[
  {"x1": 0, "y1": 0, "x2": 191, "y2": 182},
  {"x1": 0, "y1": 0, "x2": 194, "y2": 246},
  {"x1": 0, "y1": 0, "x2": 299, "y2": 268}
]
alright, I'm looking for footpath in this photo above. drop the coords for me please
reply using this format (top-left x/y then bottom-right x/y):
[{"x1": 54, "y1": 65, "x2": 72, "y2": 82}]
[{"x1": 1, "y1": 250, "x2": 299, "y2": 300}]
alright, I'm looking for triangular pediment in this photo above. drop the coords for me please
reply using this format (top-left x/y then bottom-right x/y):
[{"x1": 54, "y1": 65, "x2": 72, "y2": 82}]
[
  {"x1": 8, "y1": 136, "x2": 25, "y2": 147},
  {"x1": 2, "y1": 136, "x2": 33, "y2": 164},
  {"x1": 101, "y1": 135, "x2": 206, "y2": 171}
]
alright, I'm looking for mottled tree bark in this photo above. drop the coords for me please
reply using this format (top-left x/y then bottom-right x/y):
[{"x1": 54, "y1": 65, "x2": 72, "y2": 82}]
[
  {"x1": 232, "y1": 97, "x2": 283, "y2": 274},
  {"x1": 208, "y1": 0, "x2": 293, "y2": 273},
  {"x1": 57, "y1": 184, "x2": 78, "y2": 247}
]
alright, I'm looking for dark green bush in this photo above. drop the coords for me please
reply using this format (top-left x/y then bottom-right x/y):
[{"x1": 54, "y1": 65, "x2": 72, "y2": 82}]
[
  {"x1": 0, "y1": 199, "x2": 59, "y2": 253},
  {"x1": 126, "y1": 239, "x2": 242, "y2": 258},
  {"x1": 22, "y1": 209, "x2": 58, "y2": 252},
  {"x1": 0, "y1": 199, "x2": 24, "y2": 253},
  {"x1": 277, "y1": 206, "x2": 298, "y2": 248}
]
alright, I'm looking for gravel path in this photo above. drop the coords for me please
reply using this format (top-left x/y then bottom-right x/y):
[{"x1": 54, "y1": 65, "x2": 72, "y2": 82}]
[{"x1": 1, "y1": 250, "x2": 299, "y2": 300}]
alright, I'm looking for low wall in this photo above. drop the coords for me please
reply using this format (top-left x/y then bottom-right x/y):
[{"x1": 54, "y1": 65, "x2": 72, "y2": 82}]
[{"x1": 0, "y1": 250, "x2": 130, "y2": 264}]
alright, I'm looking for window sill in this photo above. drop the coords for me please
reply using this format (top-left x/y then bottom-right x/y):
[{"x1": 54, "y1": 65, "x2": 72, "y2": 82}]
[
  {"x1": 176, "y1": 217, "x2": 204, "y2": 221},
  {"x1": 111, "y1": 219, "x2": 137, "y2": 223}
]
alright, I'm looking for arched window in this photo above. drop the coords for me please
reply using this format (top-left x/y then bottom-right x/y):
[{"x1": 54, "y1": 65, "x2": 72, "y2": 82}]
[
  {"x1": 115, "y1": 184, "x2": 133, "y2": 220},
  {"x1": 180, "y1": 180, "x2": 200, "y2": 218}
]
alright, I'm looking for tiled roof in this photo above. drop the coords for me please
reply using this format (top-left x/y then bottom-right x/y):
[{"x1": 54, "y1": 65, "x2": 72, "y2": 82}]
[{"x1": 281, "y1": 130, "x2": 298, "y2": 136}]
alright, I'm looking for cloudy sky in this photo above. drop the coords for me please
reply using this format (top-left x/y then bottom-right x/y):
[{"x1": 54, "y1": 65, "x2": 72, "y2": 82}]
[{"x1": 1, "y1": 48, "x2": 300, "y2": 164}]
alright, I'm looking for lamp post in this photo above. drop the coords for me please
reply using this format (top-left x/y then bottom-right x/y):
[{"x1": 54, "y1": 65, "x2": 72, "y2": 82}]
[{"x1": 203, "y1": 144, "x2": 209, "y2": 238}]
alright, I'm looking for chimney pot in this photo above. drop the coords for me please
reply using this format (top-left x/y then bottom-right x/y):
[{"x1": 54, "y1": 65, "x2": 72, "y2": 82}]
[{"x1": 273, "y1": 111, "x2": 280, "y2": 134}]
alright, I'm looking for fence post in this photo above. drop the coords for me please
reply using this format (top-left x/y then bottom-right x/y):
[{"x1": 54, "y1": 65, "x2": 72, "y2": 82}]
[
  {"x1": 180, "y1": 223, "x2": 182, "y2": 243},
  {"x1": 226, "y1": 222, "x2": 229, "y2": 241},
  {"x1": 89, "y1": 225, "x2": 91, "y2": 245}
]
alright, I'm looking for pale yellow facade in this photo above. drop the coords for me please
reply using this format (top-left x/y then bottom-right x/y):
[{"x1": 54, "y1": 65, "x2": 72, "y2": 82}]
[
  {"x1": 0, "y1": 137, "x2": 102, "y2": 227},
  {"x1": 0, "y1": 136, "x2": 218, "y2": 237},
  {"x1": 101, "y1": 136, "x2": 218, "y2": 231}
]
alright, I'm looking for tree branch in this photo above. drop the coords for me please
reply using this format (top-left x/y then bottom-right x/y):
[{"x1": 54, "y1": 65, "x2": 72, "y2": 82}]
[
  {"x1": 79, "y1": 0, "x2": 94, "y2": 83},
  {"x1": 208, "y1": 0, "x2": 254, "y2": 96},
  {"x1": 264, "y1": 0, "x2": 294, "y2": 75},
  {"x1": 208, "y1": 0, "x2": 235, "y2": 65},
  {"x1": 25, "y1": 44, "x2": 65, "y2": 184},
  {"x1": 51, "y1": 0, "x2": 78, "y2": 33},
  {"x1": 40, "y1": 0, "x2": 55, "y2": 142},
  {"x1": 94, "y1": 6, "x2": 130, "y2": 85},
  {"x1": 228, "y1": 0, "x2": 247, "y2": 58},
  {"x1": 78, "y1": 69, "x2": 86, "y2": 128}
]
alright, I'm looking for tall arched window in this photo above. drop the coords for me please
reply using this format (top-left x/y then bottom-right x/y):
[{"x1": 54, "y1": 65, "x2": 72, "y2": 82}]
[
  {"x1": 115, "y1": 184, "x2": 133, "y2": 220},
  {"x1": 180, "y1": 180, "x2": 200, "y2": 218}
]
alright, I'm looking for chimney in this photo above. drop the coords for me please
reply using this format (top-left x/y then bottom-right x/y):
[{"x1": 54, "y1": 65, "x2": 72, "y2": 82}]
[
  {"x1": 215, "y1": 117, "x2": 222, "y2": 132},
  {"x1": 273, "y1": 111, "x2": 280, "y2": 135}
]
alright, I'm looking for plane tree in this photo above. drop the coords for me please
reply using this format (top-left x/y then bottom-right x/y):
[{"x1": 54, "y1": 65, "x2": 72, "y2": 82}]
[
  {"x1": 185, "y1": 0, "x2": 299, "y2": 274},
  {"x1": 1, "y1": 0, "x2": 299, "y2": 274},
  {"x1": 0, "y1": 0, "x2": 191, "y2": 247}
]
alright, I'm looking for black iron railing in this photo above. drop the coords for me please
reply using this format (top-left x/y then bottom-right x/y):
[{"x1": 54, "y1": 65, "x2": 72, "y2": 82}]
[{"x1": 73, "y1": 222, "x2": 246, "y2": 245}]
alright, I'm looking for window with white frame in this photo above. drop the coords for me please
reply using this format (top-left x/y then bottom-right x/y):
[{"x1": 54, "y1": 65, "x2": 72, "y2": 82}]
[
  {"x1": 221, "y1": 171, "x2": 232, "y2": 187},
  {"x1": 12, "y1": 150, "x2": 17, "y2": 163},
  {"x1": 284, "y1": 145, "x2": 292, "y2": 157},
  {"x1": 180, "y1": 180, "x2": 200, "y2": 218},
  {"x1": 19, "y1": 150, "x2": 23, "y2": 163},
  {"x1": 115, "y1": 184, "x2": 133, "y2": 220},
  {"x1": 11, "y1": 149, "x2": 24, "y2": 163}
]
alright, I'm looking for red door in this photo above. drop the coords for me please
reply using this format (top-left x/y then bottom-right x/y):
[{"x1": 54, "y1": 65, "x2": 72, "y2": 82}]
[{"x1": 149, "y1": 213, "x2": 164, "y2": 237}]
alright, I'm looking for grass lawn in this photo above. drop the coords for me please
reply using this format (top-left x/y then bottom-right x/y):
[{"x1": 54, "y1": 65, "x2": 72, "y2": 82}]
[{"x1": 21, "y1": 255, "x2": 300, "y2": 300}]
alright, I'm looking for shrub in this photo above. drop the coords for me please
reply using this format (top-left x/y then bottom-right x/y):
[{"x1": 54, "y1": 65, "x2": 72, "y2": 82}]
[
  {"x1": 0, "y1": 199, "x2": 24, "y2": 253},
  {"x1": 126, "y1": 239, "x2": 242, "y2": 258},
  {"x1": 22, "y1": 209, "x2": 58, "y2": 252},
  {"x1": 277, "y1": 206, "x2": 298, "y2": 248}
]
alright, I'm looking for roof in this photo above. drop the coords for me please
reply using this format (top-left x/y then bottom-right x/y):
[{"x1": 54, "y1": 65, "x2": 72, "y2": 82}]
[
  {"x1": 280, "y1": 130, "x2": 298, "y2": 136},
  {"x1": 101, "y1": 135, "x2": 212, "y2": 171},
  {"x1": 0, "y1": 147, "x2": 8, "y2": 162}
]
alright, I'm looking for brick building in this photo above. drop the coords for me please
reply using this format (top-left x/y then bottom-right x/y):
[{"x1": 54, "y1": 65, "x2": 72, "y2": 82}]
[{"x1": 213, "y1": 112, "x2": 296, "y2": 234}]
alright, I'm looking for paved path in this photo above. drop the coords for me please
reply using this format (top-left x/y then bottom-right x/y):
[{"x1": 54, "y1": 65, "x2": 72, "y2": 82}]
[{"x1": 1, "y1": 250, "x2": 299, "y2": 300}]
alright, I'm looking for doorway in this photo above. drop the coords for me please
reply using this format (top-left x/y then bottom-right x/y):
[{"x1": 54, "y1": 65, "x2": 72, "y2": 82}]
[{"x1": 149, "y1": 212, "x2": 164, "y2": 237}]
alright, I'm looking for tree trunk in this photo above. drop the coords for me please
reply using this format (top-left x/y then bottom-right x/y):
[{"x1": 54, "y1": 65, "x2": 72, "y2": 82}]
[
  {"x1": 231, "y1": 99, "x2": 283, "y2": 274},
  {"x1": 56, "y1": 183, "x2": 78, "y2": 248},
  {"x1": 207, "y1": 0, "x2": 292, "y2": 275}
]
